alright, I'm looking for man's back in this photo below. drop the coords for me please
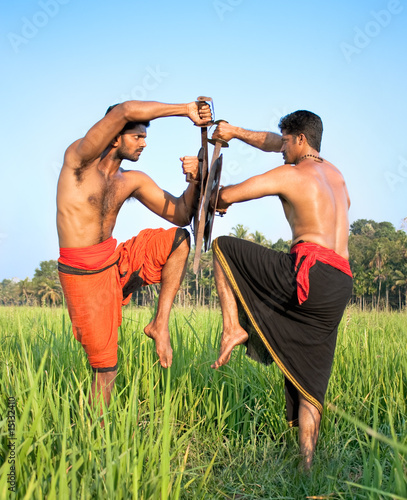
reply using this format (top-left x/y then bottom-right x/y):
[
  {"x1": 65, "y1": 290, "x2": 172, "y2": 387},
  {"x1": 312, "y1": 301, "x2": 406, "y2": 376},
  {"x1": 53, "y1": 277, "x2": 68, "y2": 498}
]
[
  {"x1": 216, "y1": 157, "x2": 351, "y2": 260},
  {"x1": 279, "y1": 158, "x2": 350, "y2": 259}
]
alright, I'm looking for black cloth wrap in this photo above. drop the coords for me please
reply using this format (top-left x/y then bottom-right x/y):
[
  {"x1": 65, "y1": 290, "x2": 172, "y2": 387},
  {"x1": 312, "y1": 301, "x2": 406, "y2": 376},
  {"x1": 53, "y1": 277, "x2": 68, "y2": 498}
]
[
  {"x1": 92, "y1": 364, "x2": 118, "y2": 373},
  {"x1": 213, "y1": 236, "x2": 353, "y2": 426},
  {"x1": 171, "y1": 228, "x2": 190, "y2": 254},
  {"x1": 57, "y1": 259, "x2": 119, "y2": 275}
]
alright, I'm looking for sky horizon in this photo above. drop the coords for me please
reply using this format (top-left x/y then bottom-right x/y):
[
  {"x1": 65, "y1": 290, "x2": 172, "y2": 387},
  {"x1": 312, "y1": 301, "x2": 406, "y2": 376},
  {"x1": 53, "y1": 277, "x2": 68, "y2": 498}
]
[{"x1": 1, "y1": 0, "x2": 406, "y2": 280}]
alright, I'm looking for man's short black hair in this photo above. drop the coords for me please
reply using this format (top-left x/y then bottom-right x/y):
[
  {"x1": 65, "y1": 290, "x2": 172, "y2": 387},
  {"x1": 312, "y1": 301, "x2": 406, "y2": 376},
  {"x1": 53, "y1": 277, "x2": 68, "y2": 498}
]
[
  {"x1": 105, "y1": 103, "x2": 150, "y2": 134},
  {"x1": 278, "y1": 110, "x2": 323, "y2": 152}
]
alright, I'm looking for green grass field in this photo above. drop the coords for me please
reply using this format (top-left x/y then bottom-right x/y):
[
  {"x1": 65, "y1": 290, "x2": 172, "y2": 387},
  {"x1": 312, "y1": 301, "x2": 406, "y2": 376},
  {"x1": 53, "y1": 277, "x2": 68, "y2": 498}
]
[{"x1": 0, "y1": 306, "x2": 406, "y2": 499}]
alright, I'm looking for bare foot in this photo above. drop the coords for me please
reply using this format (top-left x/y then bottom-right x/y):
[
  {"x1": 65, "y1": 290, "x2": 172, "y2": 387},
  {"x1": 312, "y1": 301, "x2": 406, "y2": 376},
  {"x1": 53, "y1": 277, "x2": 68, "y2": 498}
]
[
  {"x1": 144, "y1": 321, "x2": 173, "y2": 368},
  {"x1": 211, "y1": 326, "x2": 249, "y2": 369}
]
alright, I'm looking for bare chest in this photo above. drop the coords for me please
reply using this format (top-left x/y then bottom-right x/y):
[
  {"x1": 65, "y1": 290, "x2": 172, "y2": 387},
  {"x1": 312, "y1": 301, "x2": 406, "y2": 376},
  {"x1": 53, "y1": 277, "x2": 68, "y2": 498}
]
[{"x1": 86, "y1": 176, "x2": 126, "y2": 218}]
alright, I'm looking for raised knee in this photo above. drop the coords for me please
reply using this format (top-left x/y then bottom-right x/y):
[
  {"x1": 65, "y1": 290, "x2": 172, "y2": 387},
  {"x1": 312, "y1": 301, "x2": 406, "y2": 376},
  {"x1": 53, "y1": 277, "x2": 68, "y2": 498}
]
[
  {"x1": 212, "y1": 235, "x2": 231, "y2": 251},
  {"x1": 174, "y1": 228, "x2": 190, "y2": 254}
]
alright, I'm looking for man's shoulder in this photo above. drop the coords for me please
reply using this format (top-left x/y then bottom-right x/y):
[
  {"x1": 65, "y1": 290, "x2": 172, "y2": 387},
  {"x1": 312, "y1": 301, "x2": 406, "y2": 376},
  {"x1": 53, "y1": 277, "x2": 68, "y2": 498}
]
[
  {"x1": 63, "y1": 139, "x2": 86, "y2": 167},
  {"x1": 320, "y1": 160, "x2": 346, "y2": 184},
  {"x1": 65, "y1": 138, "x2": 82, "y2": 156},
  {"x1": 121, "y1": 168, "x2": 151, "y2": 180},
  {"x1": 121, "y1": 169, "x2": 157, "y2": 196},
  {"x1": 264, "y1": 163, "x2": 294, "y2": 176},
  {"x1": 298, "y1": 158, "x2": 344, "y2": 179},
  {"x1": 266, "y1": 163, "x2": 304, "y2": 182}
]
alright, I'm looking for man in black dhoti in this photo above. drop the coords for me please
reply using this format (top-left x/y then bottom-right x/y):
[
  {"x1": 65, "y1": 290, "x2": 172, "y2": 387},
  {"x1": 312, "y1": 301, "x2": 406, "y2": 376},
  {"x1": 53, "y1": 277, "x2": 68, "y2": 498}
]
[{"x1": 211, "y1": 111, "x2": 353, "y2": 470}]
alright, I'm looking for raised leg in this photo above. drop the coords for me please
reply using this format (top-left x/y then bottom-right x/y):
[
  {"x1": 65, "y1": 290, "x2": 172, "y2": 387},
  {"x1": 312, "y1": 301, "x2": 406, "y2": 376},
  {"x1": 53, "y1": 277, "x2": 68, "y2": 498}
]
[
  {"x1": 298, "y1": 393, "x2": 321, "y2": 471},
  {"x1": 89, "y1": 369, "x2": 117, "y2": 425},
  {"x1": 211, "y1": 251, "x2": 248, "y2": 369},
  {"x1": 144, "y1": 236, "x2": 190, "y2": 368}
]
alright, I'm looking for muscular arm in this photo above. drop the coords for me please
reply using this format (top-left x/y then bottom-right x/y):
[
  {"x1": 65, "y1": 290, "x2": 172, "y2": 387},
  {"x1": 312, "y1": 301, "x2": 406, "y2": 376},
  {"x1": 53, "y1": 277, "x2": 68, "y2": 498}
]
[
  {"x1": 217, "y1": 165, "x2": 291, "y2": 210},
  {"x1": 212, "y1": 122, "x2": 282, "y2": 152},
  {"x1": 68, "y1": 100, "x2": 212, "y2": 164},
  {"x1": 131, "y1": 157, "x2": 200, "y2": 227}
]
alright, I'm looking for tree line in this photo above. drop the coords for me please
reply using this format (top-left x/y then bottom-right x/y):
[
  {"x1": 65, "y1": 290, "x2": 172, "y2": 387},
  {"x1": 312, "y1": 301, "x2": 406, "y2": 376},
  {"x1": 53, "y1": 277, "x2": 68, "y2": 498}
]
[
  {"x1": 1, "y1": 219, "x2": 406, "y2": 310},
  {"x1": 348, "y1": 219, "x2": 407, "y2": 310}
]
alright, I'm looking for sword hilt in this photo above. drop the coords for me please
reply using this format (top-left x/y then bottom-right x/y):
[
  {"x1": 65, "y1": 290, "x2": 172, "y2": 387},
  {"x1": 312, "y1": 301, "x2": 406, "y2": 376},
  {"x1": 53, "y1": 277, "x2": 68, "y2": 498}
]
[
  {"x1": 195, "y1": 96, "x2": 214, "y2": 127},
  {"x1": 185, "y1": 173, "x2": 199, "y2": 183},
  {"x1": 185, "y1": 148, "x2": 204, "y2": 184},
  {"x1": 208, "y1": 120, "x2": 229, "y2": 147}
]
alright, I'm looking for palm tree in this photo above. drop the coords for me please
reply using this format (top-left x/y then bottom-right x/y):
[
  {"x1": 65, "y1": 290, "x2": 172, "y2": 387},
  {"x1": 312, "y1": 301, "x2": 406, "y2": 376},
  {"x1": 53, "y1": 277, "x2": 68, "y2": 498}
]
[
  {"x1": 18, "y1": 278, "x2": 36, "y2": 305},
  {"x1": 272, "y1": 238, "x2": 291, "y2": 252},
  {"x1": 229, "y1": 224, "x2": 249, "y2": 239},
  {"x1": 369, "y1": 242, "x2": 389, "y2": 309},
  {"x1": 249, "y1": 230, "x2": 270, "y2": 247},
  {"x1": 198, "y1": 250, "x2": 214, "y2": 307},
  {"x1": 392, "y1": 267, "x2": 407, "y2": 310},
  {"x1": 0, "y1": 279, "x2": 18, "y2": 305},
  {"x1": 38, "y1": 279, "x2": 62, "y2": 306},
  {"x1": 353, "y1": 270, "x2": 368, "y2": 309}
]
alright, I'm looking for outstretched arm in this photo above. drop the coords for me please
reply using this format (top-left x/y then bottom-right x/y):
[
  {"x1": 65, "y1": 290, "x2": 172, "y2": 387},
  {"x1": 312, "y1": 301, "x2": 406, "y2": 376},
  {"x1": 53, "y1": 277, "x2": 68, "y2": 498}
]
[
  {"x1": 216, "y1": 165, "x2": 291, "y2": 211},
  {"x1": 212, "y1": 121, "x2": 282, "y2": 152},
  {"x1": 131, "y1": 156, "x2": 200, "y2": 227},
  {"x1": 68, "y1": 100, "x2": 212, "y2": 164}
]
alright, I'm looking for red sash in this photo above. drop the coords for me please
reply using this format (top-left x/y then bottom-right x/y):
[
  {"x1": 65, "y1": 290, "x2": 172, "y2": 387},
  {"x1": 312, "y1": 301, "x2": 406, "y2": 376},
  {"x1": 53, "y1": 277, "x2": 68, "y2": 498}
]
[{"x1": 290, "y1": 242, "x2": 352, "y2": 305}]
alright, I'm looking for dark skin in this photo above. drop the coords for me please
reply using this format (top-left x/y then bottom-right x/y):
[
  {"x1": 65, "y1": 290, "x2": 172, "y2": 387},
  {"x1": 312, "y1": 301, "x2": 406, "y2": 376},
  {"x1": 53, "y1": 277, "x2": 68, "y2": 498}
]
[
  {"x1": 211, "y1": 122, "x2": 351, "y2": 470},
  {"x1": 57, "y1": 100, "x2": 212, "y2": 414}
]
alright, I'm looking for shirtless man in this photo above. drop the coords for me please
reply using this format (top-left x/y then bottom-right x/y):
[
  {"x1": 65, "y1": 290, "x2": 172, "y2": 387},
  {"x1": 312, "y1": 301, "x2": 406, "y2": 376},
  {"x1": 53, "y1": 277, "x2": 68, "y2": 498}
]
[
  {"x1": 210, "y1": 111, "x2": 353, "y2": 469},
  {"x1": 57, "y1": 99, "x2": 211, "y2": 411}
]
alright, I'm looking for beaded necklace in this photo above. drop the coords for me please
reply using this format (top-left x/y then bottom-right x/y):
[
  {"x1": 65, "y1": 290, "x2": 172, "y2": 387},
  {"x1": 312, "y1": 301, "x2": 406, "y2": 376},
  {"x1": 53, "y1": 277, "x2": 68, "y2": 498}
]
[{"x1": 295, "y1": 154, "x2": 323, "y2": 165}]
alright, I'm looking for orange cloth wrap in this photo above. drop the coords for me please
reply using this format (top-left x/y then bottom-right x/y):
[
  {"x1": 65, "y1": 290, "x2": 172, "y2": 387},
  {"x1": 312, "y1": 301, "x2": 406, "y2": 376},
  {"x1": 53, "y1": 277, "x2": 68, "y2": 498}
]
[
  {"x1": 59, "y1": 227, "x2": 179, "y2": 369},
  {"x1": 59, "y1": 236, "x2": 118, "y2": 269},
  {"x1": 290, "y1": 242, "x2": 353, "y2": 305}
]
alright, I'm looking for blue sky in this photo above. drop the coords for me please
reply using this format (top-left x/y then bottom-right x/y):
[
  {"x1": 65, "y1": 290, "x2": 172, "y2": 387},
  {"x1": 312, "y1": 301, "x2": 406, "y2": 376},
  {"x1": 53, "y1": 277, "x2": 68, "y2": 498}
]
[{"x1": 1, "y1": 0, "x2": 406, "y2": 279}]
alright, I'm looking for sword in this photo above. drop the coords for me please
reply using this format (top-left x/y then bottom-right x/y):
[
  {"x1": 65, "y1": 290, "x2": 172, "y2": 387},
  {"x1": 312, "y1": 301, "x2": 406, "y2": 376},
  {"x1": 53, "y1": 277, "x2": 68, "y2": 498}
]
[
  {"x1": 192, "y1": 120, "x2": 228, "y2": 274},
  {"x1": 185, "y1": 96, "x2": 213, "y2": 185},
  {"x1": 184, "y1": 97, "x2": 213, "y2": 240}
]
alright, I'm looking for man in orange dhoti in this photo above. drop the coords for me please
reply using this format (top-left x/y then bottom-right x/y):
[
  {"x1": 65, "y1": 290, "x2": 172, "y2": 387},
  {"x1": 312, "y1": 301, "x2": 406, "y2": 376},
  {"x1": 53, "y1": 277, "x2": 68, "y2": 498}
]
[{"x1": 57, "y1": 99, "x2": 212, "y2": 409}]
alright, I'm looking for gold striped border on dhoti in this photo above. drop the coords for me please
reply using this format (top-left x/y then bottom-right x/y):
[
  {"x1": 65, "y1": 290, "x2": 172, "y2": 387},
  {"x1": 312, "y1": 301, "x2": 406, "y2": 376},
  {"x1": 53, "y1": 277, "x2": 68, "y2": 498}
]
[{"x1": 213, "y1": 238, "x2": 323, "y2": 415}]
